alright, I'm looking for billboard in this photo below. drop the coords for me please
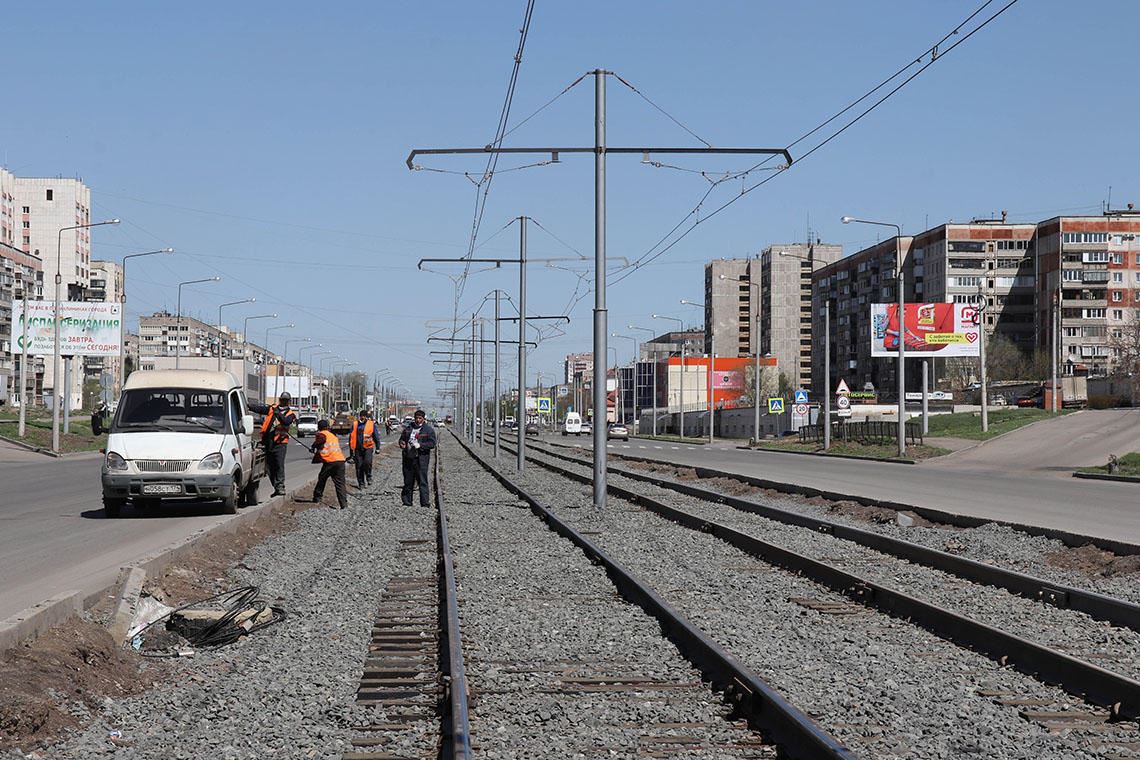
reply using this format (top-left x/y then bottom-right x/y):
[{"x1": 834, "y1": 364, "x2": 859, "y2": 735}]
[
  {"x1": 13, "y1": 301, "x2": 123, "y2": 357},
  {"x1": 870, "y1": 303, "x2": 980, "y2": 358}
]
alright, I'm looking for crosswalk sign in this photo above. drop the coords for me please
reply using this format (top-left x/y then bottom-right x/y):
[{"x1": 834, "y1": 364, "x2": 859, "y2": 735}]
[
  {"x1": 794, "y1": 389, "x2": 809, "y2": 404},
  {"x1": 767, "y1": 397, "x2": 784, "y2": 414},
  {"x1": 537, "y1": 397, "x2": 552, "y2": 413}
]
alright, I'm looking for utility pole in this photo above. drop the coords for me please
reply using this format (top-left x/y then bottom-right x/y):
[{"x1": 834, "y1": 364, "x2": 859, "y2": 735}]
[
  {"x1": 518, "y1": 217, "x2": 527, "y2": 471},
  {"x1": 409, "y1": 68, "x2": 790, "y2": 508},
  {"x1": 494, "y1": 289, "x2": 501, "y2": 458}
]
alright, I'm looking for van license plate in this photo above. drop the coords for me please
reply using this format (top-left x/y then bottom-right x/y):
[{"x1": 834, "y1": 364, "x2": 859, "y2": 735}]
[{"x1": 142, "y1": 483, "x2": 181, "y2": 495}]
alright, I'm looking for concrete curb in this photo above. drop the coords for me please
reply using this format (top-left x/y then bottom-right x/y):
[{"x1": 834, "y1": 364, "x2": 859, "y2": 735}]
[
  {"x1": 0, "y1": 432, "x2": 63, "y2": 458},
  {"x1": 733, "y1": 445, "x2": 918, "y2": 465},
  {"x1": 0, "y1": 476, "x2": 319, "y2": 654},
  {"x1": 1073, "y1": 471, "x2": 1140, "y2": 484}
]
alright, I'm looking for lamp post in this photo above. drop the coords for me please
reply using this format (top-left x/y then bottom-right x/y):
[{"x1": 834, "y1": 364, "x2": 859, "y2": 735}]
[
  {"x1": 719, "y1": 273, "x2": 765, "y2": 444},
  {"x1": 319, "y1": 355, "x2": 340, "y2": 410},
  {"x1": 607, "y1": 345, "x2": 620, "y2": 425},
  {"x1": 51, "y1": 219, "x2": 120, "y2": 453},
  {"x1": 843, "y1": 216, "x2": 906, "y2": 456},
  {"x1": 120, "y1": 248, "x2": 173, "y2": 390},
  {"x1": 175, "y1": 276, "x2": 221, "y2": 369},
  {"x1": 680, "y1": 300, "x2": 714, "y2": 443},
  {"x1": 216, "y1": 298, "x2": 256, "y2": 371},
  {"x1": 653, "y1": 314, "x2": 686, "y2": 438},
  {"x1": 776, "y1": 251, "x2": 832, "y2": 450},
  {"x1": 611, "y1": 333, "x2": 638, "y2": 432},
  {"x1": 628, "y1": 325, "x2": 659, "y2": 437},
  {"x1": 281, "y1": 338, "x2": 311, "y2": 402},
  {"x1": 242, "y1": 314, "x2": 277, "y2": 389},
  {"x1": 297, "y1": 343, "x2": 322, "y2": 406},
  {"x1": 262, "y1": 323, "x2": 293, "y2": 403}
]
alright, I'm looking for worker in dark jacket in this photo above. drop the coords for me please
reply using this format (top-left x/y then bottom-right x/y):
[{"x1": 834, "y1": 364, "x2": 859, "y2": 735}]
[
  {"x1": 310, "y1": 419, "x2": 348, "y2": 509},
  {"x1": 249, "y1": 392, "x2": 297, "y2": 497},
  {"x1": 349, "y1": 409, "x2": 382, "y2": 488},
  {"x1": 398, "y1": 409, "x2": 436, "y2": 507}
]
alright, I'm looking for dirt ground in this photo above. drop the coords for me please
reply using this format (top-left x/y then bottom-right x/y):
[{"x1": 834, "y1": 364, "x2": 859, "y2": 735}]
[{"x1": 1045, "y1": 543, "x2": 1140, "y2": 578}]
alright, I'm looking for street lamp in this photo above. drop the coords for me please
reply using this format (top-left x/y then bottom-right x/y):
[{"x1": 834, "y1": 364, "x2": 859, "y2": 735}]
[
  {"x1": 309, "y1": 351, "x2": 333, "y2": 409},
  {"x1": 174, "y1": 276, "x2": 221, "y2": 369},
  {"x1": 628, "y1": 325, "x2": 660, "y2": 437},
  {"x1": 680, "y1": 299, "x2": 714, "y2": 443},
  {"x1": 262, "y1": 323, "x2": 294, "y2": 403},
  {"x1": 51, "y1": 218, "x2": 120, "y2": 453},
  {"x1": 611, "y1": 333, "x2": 638, "y2": 433},
  {"x1": 843, "y1": 215, "x2": 906, "y2": 456},
  {"x1": 297, "y1": 343, "x2": 322, "y2": 406},
  {"x1": 242, "y1": 313, "x2": 277, "y2": 364},
  {"x1": 719, "y1": 273, "x2": 767, "y2": 445},
  {"x1": 281, "y1": 337, "x2": 311, "y2": 402},
  {"x1": 217, "y1": 298, "x2": 256, "y2": 371},
  {"x1": 652, "y1": 314, "x2": 686, "y2": 438},
  {"x1": 120, "y1": 248, "x2": 173, "y2": 391}
]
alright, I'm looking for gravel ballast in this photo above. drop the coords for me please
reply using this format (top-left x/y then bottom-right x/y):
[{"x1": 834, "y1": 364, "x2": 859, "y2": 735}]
[
  {"x1": 39, "y1": 454, "x2": 434, "y2": 760},
  {"x1": 524, "y1": 444, "x2": 1140, "y2": 683},
  {"x1": 483, "y1": 441, "x2": 1135, "y2": 760},
  {"x1": 440, "y1": 441, "x2": 779, "y2": 758}
]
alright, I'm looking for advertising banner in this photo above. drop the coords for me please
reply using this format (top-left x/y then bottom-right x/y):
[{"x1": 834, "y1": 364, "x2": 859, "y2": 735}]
[
  {"x1": 13, "y1": 301, "x2": 123, "y2": 357},
  {"x1": 870, "y1": 302, "x2": 980, "y2": 358}
]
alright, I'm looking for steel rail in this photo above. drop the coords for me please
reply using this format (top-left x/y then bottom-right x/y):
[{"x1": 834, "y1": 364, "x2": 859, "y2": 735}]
[
  {"x1": 433, "y1": 449, "x2": 472, "y2": 759},
  {"x1": 449, "y1": 431, "x2": 855, "y2": 760},
  {"x1": 521, "y1": 439, "x2": 1140, "y2": 634},
  {"x1": 507, "y1": 441, "x2": 1140, "y2": 720}
]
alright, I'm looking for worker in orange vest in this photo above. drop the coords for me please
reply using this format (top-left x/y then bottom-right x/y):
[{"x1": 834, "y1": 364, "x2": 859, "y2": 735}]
[
  {"x1": 349, "y1": 409, "x2": 382, "y2": 488},
  {"x1": 309, "y1": 418, "x2": 348, "y2": 509},
  {"x1": 250, "y1": 391, "x2": 297, "y2": 497}
]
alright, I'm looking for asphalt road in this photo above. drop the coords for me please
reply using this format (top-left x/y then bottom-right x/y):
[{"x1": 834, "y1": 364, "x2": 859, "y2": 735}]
[
  {"x1": 0, "y1": 435, "x2": 361, "y2": 623},
  {"x1": 533, "y1": 412, "x2": 1140, "y2": 547}
]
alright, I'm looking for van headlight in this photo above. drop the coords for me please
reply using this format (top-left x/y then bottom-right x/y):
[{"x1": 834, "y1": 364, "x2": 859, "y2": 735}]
[
  {"x1": 106, "y1": 452, "x2": 128, "y2": 471},
  {"x1": 199, "y1": 453, "x2": 224, "y2": 471}
]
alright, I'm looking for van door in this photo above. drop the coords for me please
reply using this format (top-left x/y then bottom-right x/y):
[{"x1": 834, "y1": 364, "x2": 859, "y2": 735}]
[{"x1": 230, "y1": 390, "x2": 252, "y2": 482}]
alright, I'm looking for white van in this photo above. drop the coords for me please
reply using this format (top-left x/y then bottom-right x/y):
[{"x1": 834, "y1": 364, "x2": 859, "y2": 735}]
[
  {"x1": 563, "y1": 412, "x2": 583, "y2": 436},
  {"x1": 101, "y1": 370, "x2": 266, "y2": 518}
]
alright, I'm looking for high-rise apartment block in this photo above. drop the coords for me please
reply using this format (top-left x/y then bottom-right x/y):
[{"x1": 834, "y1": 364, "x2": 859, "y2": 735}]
[{"x1": 1, "y1": 241, "x2": 44, "y2": 403}]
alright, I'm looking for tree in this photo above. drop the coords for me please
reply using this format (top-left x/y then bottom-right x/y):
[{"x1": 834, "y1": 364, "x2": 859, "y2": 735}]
[
  {"x1": 986, "y1": 334, "x2": 1030, "y2": 382},
  {"x1": 1109, "y1": 313, "x2": 1140, "y2": 379}
]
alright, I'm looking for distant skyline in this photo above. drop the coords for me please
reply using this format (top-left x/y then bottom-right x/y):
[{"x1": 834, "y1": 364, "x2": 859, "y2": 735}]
[{"x1": 2, "y1": 1, "x2": 1137, "y2": 409}]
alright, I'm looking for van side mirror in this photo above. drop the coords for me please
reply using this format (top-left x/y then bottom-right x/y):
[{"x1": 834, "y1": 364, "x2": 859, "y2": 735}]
[{"x1": 242, "y1": 415, "x2": 254, "y2": 436}]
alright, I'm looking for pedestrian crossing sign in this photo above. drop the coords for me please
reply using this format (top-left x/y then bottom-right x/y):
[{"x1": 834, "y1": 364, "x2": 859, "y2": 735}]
[
  {"x1": 537, "y1": 397, "x2": 552, "y2": 413},
  {"x1": 794, "y1": 389, "x2": 809, "y2": 404},
  {"x1": 767, "y1": 397, "x2": 784, "y2": 414}
]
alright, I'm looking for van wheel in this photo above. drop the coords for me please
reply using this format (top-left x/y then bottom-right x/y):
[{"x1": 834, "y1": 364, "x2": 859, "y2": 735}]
[
  {"x1": 103, "y1": 498, "x2": 125, "y2": 518},
  {"x1": 241, "y1": 479, "x2": 260, "y2": 507},
  {"x1": 221, "y1": 477, "x2": 239, "y2": 515}
]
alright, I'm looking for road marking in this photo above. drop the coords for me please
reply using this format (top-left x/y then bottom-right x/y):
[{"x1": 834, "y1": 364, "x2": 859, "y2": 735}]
[
  {"x1": 653, "y1": 446, "x2": 663, "y2": 449},
  {"x1": 637, "y1": 445, "x2": 646, "y2": 449},
  {"x1": 670, "y1": 446, "x2": 679, "y2": 450}
]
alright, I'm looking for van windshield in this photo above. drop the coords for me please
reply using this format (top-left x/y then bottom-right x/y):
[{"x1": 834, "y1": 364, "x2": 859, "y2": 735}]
[{"x1": 113, "y1": 389, "x2": 229, "y2": 433}]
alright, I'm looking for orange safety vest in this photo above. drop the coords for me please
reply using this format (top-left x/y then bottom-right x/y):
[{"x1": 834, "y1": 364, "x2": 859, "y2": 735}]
[
  {"x1": 350, "y1": 419, "x2": 376, "y2": 450},
  {"x1": 260, "y1": 405, "x2": 295, "y2": 444},
  {"x1": 317, "y1": 430, "x2": 346, "y2": 463}
]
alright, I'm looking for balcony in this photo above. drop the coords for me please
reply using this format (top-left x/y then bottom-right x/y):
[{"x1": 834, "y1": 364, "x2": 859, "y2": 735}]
[{"x1": 1061, "y1": 298, "x2": 1106, "y2": 309}]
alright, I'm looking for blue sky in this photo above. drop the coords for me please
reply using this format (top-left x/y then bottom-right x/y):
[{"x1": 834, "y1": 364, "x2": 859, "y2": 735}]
[{"x1": 3, "y1": 1, "x2": 1137, "y2": 410}]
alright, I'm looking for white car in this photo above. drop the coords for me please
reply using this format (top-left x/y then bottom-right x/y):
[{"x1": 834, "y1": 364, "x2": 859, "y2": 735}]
[
  {"x1": 563, "y1": 412, "x2": 583, "y2": 436},
  {"x1": 297, "y1": 414, "x2": 319, "y2": 438}
]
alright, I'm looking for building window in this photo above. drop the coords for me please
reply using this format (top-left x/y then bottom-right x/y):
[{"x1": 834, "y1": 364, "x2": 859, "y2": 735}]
[
  {"x1": 1113, "y1": 292, "x2": 1123, "y2": 302},
  {"x1": 1114, "y1": 272, "x2": 1124, "y2": 283},
  {"x1": 45, "y1": 189, "x2": 53, "y2": 201},
  {"x1": 1113, "y1": 309, "x2": 1124, "y2": 320},
  {"x1": 1063, "y1": 232, "x2": 1109, "y2": 244},
  {"x1": 1083, "y1": 251, "x2": 1110, "y2": 263},
  {"x1": 1113, "y1": 253, "x2": 1124, "y2": 265}
]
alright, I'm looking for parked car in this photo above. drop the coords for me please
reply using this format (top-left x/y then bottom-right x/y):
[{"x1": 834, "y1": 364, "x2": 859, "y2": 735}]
[
  {"x1": 296, "y1": 414, "x2": 319, "y2": 438},
  {"x1": 1016, "y1": 387, "x2": 1044, "y2": 408},
  {"x1": 525, "y1": 422, "x2": 540, "y2": 437},
  {"x1": 607, "y1": 423, "x2": 629, "y2": 441},
  {"x1": 581, "y1": 421, "x2": 593, "y2": 435},
  {"x1": 563, "y1": 412, "x2": 583, "y2": 436}
]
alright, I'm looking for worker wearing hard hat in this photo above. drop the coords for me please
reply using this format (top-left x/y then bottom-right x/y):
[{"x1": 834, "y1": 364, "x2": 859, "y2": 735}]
[{"x1": 250, "y1": 392, "x2": 298, "y2": 496}]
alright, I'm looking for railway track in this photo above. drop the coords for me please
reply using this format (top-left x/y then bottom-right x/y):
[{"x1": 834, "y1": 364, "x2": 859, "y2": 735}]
[
  {"x1": 487, "y1": 435, "x2": 1140, "y2": 758},
  {"x1": 343, "y1": 450, "x2": 471, "y2": 759},
  {"x1": 444, "y1": 433, "x2": 855, "y2": 759}
]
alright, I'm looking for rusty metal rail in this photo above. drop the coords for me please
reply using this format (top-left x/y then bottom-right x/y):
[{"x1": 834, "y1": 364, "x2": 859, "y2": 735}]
[
  {"x1": 511, "y1": 440, "x2": 1140, "y2": 721},
  {"x1": 434, "y1": 448, "x2": 472, "y2": 759},
  {"x1": 452, "y1": 431, "x2": 856, "y2": 760}
]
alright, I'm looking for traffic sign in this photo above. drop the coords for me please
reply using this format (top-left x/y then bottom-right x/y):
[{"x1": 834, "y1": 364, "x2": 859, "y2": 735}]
[
  {"x1": 794, "y1": 389, "x2": 809, "y2": 404},
  {"x1": 794, "y1": 403, "x2": 809, "y2": 416},
  {"x1": 537, "y1": 397, "x2": 552, "y2": 413},
  {"x1": 835, "y1": 379, "x2": 851, "y2": 396},
  {"x1": 836, "y1": 395, "x2": 851, "y2": 410},
  {"x1": 767, "y1": 397, "x2": 784, "y2": 414},
  {"x1": 837, "y1": 408, "x2": 853, "y2": 418}
]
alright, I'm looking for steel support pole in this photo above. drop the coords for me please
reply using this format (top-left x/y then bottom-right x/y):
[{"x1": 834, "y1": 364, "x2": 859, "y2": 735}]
[
  {"x1": 478, "y1": 319, "x2": 485, "y2": 446},
  {"x1": 591, "y1": 69, "x2": 607, "y2": 508},
  {"x1": 18, "y1": 286, "x2": 28, "y2": 437},
  {"x1": 63, "y1": 356, "x2": 71, "y2": 434},
  {"x1": 897, "y1": 238, "x2": 906, "y2": 457},
  {"x1": 651, "y1": 351, "x2": 658, "y2": 436},
  {"x1": 494, "y1": 289, "x2": 501, "y2": 458},
  {"x1": 922, "y1": 358, "x2": 929, "y2": 435},
  {"x1": 1052, "y1": 286, "x2": 1059, "y2": 413},
  {"x1": 753, "y1": 337, "x2": 760, "y2": 442},
  {"x1": 823, "y1": 299, "x2": 831, "y2": 451},
  {"x1": 679, "y1": 343, "x2": 685, "y2": 439},
  {"x1": 708, "y1": 332, "x2": 714, "y2": 443},
  {"x1": 471, "y1": 316, "x2": 477, "y2": 441},
  {"x1": 980, "y1": 306, "x2": 989, "y2": 434},
  {"x1": 518, "y1": 218, "x2": 527, "y2": 471}
]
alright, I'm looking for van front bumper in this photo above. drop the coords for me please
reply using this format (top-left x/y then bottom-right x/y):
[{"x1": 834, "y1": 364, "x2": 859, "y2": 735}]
[{"x1": 102, "y1": 471, "x2": 232, "y2": 500}]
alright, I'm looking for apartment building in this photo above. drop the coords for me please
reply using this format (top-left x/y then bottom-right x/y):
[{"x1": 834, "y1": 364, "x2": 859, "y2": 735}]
[
  {"x1": 14, "y1": 177, "x2": 93, "y2": 406},
  {"x1": 138, "y1": 311, "x2": 244, "y2": 362},
  {"x1": 1036, "y1": 212, "x2": 1140, "y2": 377},
  {"x1": 563, "y1": 352, "x2": 593, "y2": 385},
  {"x1": 0, "y1": 242, "x2": 45, "y2": 403},
  {"x1": 758, "y1": 242, "x2": 842, "y2": 389},
  {"x1": 0, "y1": 168, "x2": 16, "y2": 250},
  {"x1": 705, "y1": 258, "x2": 756, "y2": 358}
]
